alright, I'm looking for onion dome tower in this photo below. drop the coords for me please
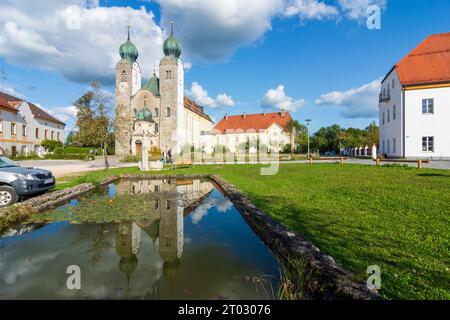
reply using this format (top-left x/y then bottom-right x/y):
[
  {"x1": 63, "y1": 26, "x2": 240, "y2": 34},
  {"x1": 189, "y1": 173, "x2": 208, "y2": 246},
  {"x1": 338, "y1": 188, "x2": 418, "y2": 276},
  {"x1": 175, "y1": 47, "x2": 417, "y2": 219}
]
[
  {"x1": 163, "y1": 22, "x2": 181, "y2": 58},
  {"x1": 119, "y1": 26, "x2": 139, "y2": 62}
]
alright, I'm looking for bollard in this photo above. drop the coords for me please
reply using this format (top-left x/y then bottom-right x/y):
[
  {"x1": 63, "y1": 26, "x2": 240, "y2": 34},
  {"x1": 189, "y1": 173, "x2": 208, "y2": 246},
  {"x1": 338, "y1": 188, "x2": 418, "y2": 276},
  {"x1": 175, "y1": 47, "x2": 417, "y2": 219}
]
[{"x1": 418, "y1": 160, "x2": 422, "y2": 169}]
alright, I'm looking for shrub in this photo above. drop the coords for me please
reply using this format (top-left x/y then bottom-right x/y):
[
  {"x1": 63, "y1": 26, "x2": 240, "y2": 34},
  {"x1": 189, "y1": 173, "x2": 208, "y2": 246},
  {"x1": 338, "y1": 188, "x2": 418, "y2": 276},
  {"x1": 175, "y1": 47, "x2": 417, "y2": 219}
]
[
  {"x1": 41, "y1": 139, "x2": 63, "y2": 152},
  {"x1": 120, "y1": 154, "x2": 142, "y2": 163},
  {"x1": 150, "y1": 146, "x2": 162, "y2": 161}
]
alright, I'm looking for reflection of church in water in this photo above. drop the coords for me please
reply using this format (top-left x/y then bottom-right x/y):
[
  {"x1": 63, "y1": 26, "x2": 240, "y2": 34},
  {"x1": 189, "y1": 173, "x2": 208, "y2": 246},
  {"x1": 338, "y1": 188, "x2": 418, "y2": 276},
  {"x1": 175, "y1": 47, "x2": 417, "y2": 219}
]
[{"x1": 113, "y1": 179, "x2": 213, "y2": 285}]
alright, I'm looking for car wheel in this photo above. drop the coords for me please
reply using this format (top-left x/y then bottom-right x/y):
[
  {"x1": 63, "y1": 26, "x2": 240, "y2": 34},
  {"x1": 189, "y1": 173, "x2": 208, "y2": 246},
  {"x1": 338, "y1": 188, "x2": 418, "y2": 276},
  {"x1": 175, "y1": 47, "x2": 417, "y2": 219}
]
[{"x1": 0, "y1": 186, "x2": 18, "y2": 207}]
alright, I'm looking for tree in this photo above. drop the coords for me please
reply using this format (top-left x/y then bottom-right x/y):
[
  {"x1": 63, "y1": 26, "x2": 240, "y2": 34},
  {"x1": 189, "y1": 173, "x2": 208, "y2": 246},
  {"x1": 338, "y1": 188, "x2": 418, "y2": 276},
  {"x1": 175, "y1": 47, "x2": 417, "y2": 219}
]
[
  {"x1": 286, "y1": 120, "x2": 299, "y2": 153},
  {"x1": 65, "y1": 131, "x2": 77, "y2": 146},
  {"x1": 73, "y1": 81, "x2": 114, "y2": 169}
]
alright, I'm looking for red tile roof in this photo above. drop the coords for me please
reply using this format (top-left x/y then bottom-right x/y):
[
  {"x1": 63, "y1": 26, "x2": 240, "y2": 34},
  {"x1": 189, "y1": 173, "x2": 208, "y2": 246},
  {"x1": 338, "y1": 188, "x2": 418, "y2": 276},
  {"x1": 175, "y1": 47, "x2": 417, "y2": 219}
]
[
  {"x1": 0, "y1": 91, "x2": 65, "y2": 125},
  {"x1": 213, "y1": 111, "x2": 293, "y2": 133},
  {"x1": 393, "y1": 32, "x2": 450, "y2": 86},
  {"x1": 184, "y1": 96, "x2": 213, "y2": 123}
]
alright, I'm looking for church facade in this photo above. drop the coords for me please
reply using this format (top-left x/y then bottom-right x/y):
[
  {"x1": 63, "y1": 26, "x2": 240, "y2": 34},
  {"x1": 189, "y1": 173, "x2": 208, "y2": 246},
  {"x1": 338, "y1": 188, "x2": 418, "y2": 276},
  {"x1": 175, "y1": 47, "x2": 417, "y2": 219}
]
[{"x1": 115, "y1": 24, "x2": 214, "y2": 157}]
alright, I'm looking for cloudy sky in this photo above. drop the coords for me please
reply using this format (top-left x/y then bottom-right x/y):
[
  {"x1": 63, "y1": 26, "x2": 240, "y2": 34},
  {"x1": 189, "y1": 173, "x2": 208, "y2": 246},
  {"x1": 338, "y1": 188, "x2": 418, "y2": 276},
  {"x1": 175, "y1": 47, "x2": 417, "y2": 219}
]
[{"x1": 0, "y1": 0, "x2": 449, "y2": 133}]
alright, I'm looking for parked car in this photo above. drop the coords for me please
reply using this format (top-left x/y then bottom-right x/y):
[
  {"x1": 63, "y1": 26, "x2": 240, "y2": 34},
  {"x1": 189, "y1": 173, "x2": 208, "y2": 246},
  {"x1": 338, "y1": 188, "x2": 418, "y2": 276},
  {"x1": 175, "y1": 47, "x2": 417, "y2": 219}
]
[{"x1": 0, "y1": 156, "x2": 55, "y2": 207}]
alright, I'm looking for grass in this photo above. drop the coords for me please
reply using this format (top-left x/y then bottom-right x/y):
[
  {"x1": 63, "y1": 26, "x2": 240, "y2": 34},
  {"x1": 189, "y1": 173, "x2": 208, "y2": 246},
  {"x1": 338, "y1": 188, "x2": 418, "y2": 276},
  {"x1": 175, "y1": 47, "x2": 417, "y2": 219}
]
[{"x1": 54, "y1": 163, "x2": 450, "y2": 299}]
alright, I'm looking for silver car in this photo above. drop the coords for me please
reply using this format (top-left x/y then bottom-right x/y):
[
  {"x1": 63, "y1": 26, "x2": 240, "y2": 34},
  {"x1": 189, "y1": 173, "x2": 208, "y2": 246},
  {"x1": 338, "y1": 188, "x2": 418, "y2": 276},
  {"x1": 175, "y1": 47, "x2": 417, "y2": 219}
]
[{"x1": 0, "y1": 156, "x2": 55, "y2": 207}]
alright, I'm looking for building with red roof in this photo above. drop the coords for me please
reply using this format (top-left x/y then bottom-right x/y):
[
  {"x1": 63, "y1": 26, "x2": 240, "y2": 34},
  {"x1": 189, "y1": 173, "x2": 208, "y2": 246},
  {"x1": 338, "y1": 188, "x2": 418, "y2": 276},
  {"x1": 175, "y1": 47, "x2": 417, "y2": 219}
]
[
  {"x1": 379, "y1": 32, "x2": 450, "y2": 159},
  {"x1": 205, "y1": 111, "x2": 293, "y2": 154},
  {"x1": 0, "y1": 91, "x2": 65, "y2": 157}
]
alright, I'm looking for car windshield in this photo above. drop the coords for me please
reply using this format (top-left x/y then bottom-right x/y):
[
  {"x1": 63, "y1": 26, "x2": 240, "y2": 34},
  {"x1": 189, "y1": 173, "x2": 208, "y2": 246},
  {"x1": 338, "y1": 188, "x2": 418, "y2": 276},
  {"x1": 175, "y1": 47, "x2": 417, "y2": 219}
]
[{"x1": 0, "y1": 157, "x2": 19, "y2": 168}]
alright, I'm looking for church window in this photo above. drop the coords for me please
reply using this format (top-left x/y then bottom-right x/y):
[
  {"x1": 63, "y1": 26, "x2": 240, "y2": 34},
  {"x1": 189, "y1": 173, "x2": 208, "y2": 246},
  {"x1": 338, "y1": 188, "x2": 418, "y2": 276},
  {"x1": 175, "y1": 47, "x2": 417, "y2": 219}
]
[
  {"x1": 166, "y1": 200, "x2": 171, "y2": 210},
  {"x1": 155, "y1": 123, "x2": 159, "y2": 133},
  {"x1": 154, "y1": 108, "x2": 159, "y2": 117},
  {"x1": 166, "y1": 70, "x2": 172, "y2": 79},
  {"x1": 166, "y1": 107, "x2": 171, "y2": 117},
  {"x1": 133, "y1": 108, "x2": 137, "y2": 116}
]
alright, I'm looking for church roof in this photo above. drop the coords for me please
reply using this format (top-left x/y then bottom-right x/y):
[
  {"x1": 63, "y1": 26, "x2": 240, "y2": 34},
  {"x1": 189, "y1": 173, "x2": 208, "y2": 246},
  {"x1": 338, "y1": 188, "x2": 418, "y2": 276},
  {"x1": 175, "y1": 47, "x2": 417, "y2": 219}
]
[
  {"x1": 0, "y1": 91, "x2": 65, "y2": 125},
  {"x1": 144, "y1": 73, "x2": 160, "y2": 97},
  {"x1": 385, "y1": 32, "x2": 450, "y2": 86},
  {"x1": 184, "y1": 97, "x2": 214, "y2": 123},
  {"x1": 213, "y1": 111, "x2": 293, "y2": 133}
]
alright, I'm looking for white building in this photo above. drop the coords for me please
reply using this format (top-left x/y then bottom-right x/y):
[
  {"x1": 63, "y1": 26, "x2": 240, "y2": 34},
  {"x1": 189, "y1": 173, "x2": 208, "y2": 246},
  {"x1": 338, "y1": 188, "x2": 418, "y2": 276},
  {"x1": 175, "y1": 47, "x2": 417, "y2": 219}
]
[
  {"x1": 379, "y1": 32, "x2": 450, "y2": 160},
  {"x1": 207, "y1": 111, "x2": 292, "y2": 154},
  {"x1": 0, "y1": 91, "x2": 65, "y2": 157}
]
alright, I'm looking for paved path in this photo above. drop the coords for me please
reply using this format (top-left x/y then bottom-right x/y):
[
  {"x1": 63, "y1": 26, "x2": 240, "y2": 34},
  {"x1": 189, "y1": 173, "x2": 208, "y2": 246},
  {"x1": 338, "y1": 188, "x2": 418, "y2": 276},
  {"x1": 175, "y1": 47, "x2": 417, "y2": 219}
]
[{"x1": 17, "y1": 157, "x2": 138, "y2": 178}]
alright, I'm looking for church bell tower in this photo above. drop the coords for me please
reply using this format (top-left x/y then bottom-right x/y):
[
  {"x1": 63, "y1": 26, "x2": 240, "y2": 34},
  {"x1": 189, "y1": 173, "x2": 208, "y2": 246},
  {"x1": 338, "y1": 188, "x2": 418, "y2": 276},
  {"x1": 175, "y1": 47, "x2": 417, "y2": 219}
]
[
  {"x1": 115, "y1": 26, "x2": 142, "y2": 156},
  {"x1": 159, "y1": 22, "x2": 184, "y2": 154}
]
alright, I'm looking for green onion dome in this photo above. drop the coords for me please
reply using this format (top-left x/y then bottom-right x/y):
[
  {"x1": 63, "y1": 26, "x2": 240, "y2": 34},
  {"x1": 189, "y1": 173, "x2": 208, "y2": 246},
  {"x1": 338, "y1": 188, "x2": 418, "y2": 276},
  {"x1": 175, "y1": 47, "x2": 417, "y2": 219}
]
[
  {"x1": 119, "y1": 27, "x2": 139, "y2": 62},
  {"x1": 163, "y1": 22, "x2": 181, "y2": 58},
  {"x1": 136, "y1": 101, "x2": 153, "y2": 122},
  {"x1": 145, "y1": 72, "x2": 160, "y2": 96}
]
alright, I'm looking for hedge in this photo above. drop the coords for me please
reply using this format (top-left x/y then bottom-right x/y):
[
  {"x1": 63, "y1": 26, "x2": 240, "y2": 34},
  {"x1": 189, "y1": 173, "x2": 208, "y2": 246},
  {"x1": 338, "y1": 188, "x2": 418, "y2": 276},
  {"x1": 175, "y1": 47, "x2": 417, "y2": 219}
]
[
  {"x1": 54, "y1": 147, "x2": 96, "y2": 155},
  {"x1": 45, "y1": 154, "x2": 95, "y2": 161}
]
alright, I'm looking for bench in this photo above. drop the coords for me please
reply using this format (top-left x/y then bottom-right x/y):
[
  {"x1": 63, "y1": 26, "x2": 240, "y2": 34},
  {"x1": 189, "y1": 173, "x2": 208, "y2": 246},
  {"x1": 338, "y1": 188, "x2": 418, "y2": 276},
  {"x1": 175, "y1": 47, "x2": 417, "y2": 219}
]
[
  {"x1": 374, "y1": 158, "x2": 430, "y2": 168},
  {"x1": 173, "y1": 160, "x2": 193, "y2": 169},
  {"x1": 280, "y1": 156, "x2": 292, "y2": 161}
]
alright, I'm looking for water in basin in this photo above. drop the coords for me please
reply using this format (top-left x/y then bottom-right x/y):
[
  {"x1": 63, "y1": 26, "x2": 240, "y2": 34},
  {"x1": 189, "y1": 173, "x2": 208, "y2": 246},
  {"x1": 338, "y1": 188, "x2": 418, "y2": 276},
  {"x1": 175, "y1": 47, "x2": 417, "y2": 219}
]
[{"x1": 0, "y1": 179, "x2": 280, "y2": 299}]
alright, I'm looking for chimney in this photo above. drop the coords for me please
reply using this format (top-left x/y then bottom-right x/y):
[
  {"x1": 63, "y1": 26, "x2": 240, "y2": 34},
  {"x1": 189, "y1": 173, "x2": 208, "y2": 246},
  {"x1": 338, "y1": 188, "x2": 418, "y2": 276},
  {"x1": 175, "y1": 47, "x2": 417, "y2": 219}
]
[
  {"x1": 224, "y1": 114, "x2": 228, "y2": 120},
  {"x1": 262, "y1": 111, "x2": 265, "y2": 117},
  {"x1": 242, "y1": 112, "x2": 246, "y2": 120},
  {"x1": 280, "y1": 109, "x2": 286, "y2": 118}
]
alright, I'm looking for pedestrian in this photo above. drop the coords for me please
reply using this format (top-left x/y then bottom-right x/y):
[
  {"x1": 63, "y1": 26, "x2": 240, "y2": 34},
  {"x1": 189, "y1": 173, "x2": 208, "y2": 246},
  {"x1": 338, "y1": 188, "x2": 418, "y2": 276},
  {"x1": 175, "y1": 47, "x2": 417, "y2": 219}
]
[{"x1": 168, "y1": 149, "x2": 172, "y2": 163}]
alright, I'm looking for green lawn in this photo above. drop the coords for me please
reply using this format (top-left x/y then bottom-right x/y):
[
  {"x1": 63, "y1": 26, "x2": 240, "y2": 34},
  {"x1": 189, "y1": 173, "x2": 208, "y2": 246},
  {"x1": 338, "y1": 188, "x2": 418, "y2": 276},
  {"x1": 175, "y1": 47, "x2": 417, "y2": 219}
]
[{"x1": 56, "y1": 163, "x2": 450, "y2": 299}]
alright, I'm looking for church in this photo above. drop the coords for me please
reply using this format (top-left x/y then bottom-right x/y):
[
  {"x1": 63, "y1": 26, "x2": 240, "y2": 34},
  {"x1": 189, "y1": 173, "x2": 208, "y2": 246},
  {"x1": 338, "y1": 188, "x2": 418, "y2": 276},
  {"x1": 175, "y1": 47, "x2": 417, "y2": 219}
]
[{"x1": 115, "y1": 23, "x2": 214, "y2": 157}]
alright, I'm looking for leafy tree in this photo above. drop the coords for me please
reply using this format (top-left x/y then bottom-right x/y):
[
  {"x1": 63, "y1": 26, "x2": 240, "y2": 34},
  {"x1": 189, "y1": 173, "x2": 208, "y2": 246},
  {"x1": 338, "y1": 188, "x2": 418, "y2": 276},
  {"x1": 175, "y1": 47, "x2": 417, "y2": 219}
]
[{"x1": 73, "y1": 81, "x2": 114, "y2": 169}]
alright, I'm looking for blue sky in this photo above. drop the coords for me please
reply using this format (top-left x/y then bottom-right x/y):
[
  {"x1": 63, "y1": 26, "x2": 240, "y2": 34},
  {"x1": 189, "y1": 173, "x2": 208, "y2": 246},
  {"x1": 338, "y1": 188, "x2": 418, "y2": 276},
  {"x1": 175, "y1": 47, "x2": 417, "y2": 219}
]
[{"x1": 1, "y1": 0, "x2": 449, "y2": 134}]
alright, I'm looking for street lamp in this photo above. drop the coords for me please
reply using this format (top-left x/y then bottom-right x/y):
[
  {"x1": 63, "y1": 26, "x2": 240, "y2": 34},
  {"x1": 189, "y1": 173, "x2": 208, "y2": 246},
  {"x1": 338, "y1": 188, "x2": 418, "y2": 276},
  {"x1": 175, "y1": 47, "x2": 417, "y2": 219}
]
[{"x1": 305, "y1": 119, "x2": 312, "y2": 159}]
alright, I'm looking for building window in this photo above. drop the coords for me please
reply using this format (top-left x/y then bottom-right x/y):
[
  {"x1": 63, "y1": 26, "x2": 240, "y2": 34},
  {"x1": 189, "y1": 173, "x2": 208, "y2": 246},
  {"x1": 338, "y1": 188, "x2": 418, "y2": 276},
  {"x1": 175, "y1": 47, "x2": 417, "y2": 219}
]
[
  {"x1": 392, "y1": 78, "x2": 395, "y2": 89},
  {"x1": 393, "y1": 105, "x2": 396, "y2": 120},
  {"x1": 45, "y1": 129, "x2": 48, "y2": 139},
  {"x1": 155, "y1": 122, "x2": 159, "y2": 133},
  {"x1": 387, "y1": 139, "x2": 391, "y2": 153},
  {"x1": 36, "y1": 128, "x2": 39, "y2": 139},
  {"x1": 165, "y1": 107, "x2": 171, "y2": 117},
  {"x1": 11, "y1": 123, "x2": 17, "y2": 136},
  {"x1": 422, "y1": 99, "x2": 434, "y2": 114},
  {"x1": 387, "y1": 109, "x2": 390, "y2": 122},
  {"x1": 393, "y1": 138, "x2": 396, "y2": 154},
  {"x1": 382, "y1": 140, "x2": 385, "y2": 153},
  {"x1": 154, "y1": 108, "x2": 159, "y2": 117},
  {"x1": 57, "y1": 132, "x2": 60, "y2": 141},
  {"x1": 51, "y1": 131, "x2": 54, "y2": 140},
  {"x1": 382, "y1": 112, "x2": 385, "y2": 125},
  {"x1": 22, "y1": 125, "x2": 27, "y2": 137},
  {"x1": 422, "y1": 137, "x2": 434, "y2": 152}
]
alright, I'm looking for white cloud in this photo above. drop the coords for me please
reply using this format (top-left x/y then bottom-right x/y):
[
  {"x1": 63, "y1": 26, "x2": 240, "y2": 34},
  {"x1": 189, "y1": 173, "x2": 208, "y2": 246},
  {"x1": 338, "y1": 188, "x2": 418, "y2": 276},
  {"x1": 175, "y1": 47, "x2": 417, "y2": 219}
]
[
  {"x1": 0, "y1": 0, "x2": 164, "y2": 84},
  {"x1": 186, "y1": 82, "x2": 234, "y2": 108},
  {"x1": 338, "y1": 0, "x2": 387, "y2": 20},
  {"x1": 156, "y1": 0, "x2": 284, "y2": 62},
  {"x1": 1, "y1": 82, "x2": 25, "y2": 98},
  {"x1": 260, "y1": 85, "x2": 306, "y2": 112},
  {"x1": 315, "y1": 78, "x2": 381, "y2": 118},
  {"x1": 284, "y1": 0, "x2": 339, "y2": 20}
]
